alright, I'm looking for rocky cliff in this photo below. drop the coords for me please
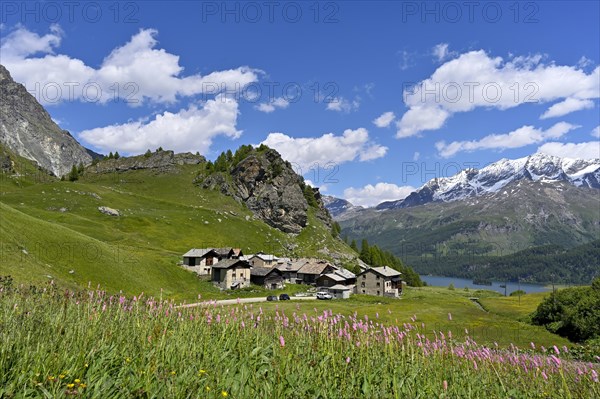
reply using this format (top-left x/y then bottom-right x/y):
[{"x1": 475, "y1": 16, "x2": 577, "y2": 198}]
[
  {"x1": 0, "y1": 64, "x2": 93, "y2": 177},
  {"x1": 197, "y1": 146, "x2": 332, "y2": 234},
  {"x1": 86, "y1": 150, "x2": 205, "y2": 174}
]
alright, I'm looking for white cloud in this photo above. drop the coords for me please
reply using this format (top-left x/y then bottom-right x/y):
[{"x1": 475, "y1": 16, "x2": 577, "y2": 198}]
[
  {"x1": 432, "y1": 43, "x2": 456, "y2": 62},
  {"x1": 79, "y1": 95, "x2": 240, "y2": 154},
  {"x1": 326, "y1": 96, "x2": 360, "y2": 113},
  {"x1": 261, "y1": 128, "x2": 387, "y2": 171},
  {"x1": 578, "y1": 56, "x2": 593, "y2": 69},
  {"x1": 396, "y1": 106, "x2": 449, "y2": 138},
  {"x1": 0, "y1": 26, "x2": 259, "y2": 105},
  {"x1": 397, "y1": 50, "x2": 599, "y2": 138},
  {"x1": 436, "y1": 122, "x2": 579, "y2": 158},
  {"x1": 413, "y1": 151, "x2": 420, "y2": 161},
  {"x1": 540, "y1": 98, "x2": 594, "y2": 119},
  {"x1": 343, "y1": 183, "x2": 415, "y2": 208},
  {"x1": 592, "y1": 125, "x2": 600, "y2": 138},
  {"x1": 373, "y1": 111, "x2": 396, "y2": 128},
  {"x1": 255, "y1": 97, "x2": 289, "y2": 113},
  {"x1": 538, "y1": 141, "x2": 600, "y2": 160}
]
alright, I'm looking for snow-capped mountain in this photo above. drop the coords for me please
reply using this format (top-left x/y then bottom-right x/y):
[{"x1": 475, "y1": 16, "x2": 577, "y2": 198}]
[
  {"x1": 322, "y1": 195, "x2": 364, "y2": 219},
  {"x1": 377, "y1": 153, "x2": 600, "y2": 210}
]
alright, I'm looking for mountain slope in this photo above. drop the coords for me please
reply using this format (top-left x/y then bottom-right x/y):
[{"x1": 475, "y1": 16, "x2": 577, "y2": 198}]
[
  {"x1": 0, "y1": 64, "x2": 93, "y2": 177},
  {"x1": 322, "y1": 195, "x2": 364, "y2": 220},
  {"x1": 340, "y1": 178, "x2": 600, "y2": 283},
  {"x1": 377, "y1": 153, "x2": 600, "y2": 210}
]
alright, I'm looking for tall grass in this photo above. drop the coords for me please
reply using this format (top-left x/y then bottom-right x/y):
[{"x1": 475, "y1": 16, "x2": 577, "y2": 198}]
[{"x1": 1, "y1": 284, "x2": 598, "y2": 398}]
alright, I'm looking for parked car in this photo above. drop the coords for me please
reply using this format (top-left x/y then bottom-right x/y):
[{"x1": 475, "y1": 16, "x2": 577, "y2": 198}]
[
  {"x1": 266, "y1": 295, "x2": 279, "y2": 301},
  {"x1": 279, "y1": 293, "x2": 291, "y2": 300},
  {"x1": 316, "y1": 292, "x2": 333, "y2": 300}
]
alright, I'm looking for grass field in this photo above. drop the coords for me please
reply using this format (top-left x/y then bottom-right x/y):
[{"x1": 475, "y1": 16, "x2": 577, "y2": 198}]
[
  {"x1": 0, "y1": 164, "x2": 356, "y2": 301},
  {"x1": 0, "y1": 285, "x2": 597, "y2": 398}
]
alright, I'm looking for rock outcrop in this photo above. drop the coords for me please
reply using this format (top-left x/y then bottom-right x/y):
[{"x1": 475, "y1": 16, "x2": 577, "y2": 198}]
[
  {"x1": 0, "y1": 64, "x2": 93, "y2": 177},
  {"x1": 198, "y1": 147, "x2": 332, "y2": 234},
  {"x1": 98, "y1": 206, "x2": 120, "y2": 217},
  {"x1": 86, "y1": 150, "x2": 205, "y2": 174}
]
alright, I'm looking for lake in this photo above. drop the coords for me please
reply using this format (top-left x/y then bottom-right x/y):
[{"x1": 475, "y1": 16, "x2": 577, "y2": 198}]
[{"x1": 419, "y1": 275, "x2": 552, "y2": 295}]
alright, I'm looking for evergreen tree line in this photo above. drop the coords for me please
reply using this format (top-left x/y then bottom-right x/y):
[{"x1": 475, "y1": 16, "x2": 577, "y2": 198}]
[
  {"x1": 344, "y1": 237, "x2": 423, "y2": 287},
  {"x1": 412, "y1": 240, "x2": 600, "y2": 285}
]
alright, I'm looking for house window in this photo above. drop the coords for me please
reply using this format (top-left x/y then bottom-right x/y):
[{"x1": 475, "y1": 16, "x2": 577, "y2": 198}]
[
  {"x1": 376, "y1": 275, "x2": 380, "y2": 280},
  {"x1": 376, "y1": 282, "x2": 380, "y2": 287},
  {"x1": 362, "y1": 289, "x2": 365, "y2": 294},
  {"x1": 206, "y1": 257, "x2": 213, "y2": 266},
  {"x1": 377, "y1": 291, "x2": 380, "y2": 295},
  {"x1": 362, "y1": 275, "x2": 366, "y2": 279},
  {"x1": 232, "y1": 272, "x2": 236, "y2": 278}
]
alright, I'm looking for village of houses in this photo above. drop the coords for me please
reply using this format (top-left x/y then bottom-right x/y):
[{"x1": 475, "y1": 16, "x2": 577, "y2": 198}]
[{"x1": 181, "y1": 247, "x2": 405, "y2": 299}]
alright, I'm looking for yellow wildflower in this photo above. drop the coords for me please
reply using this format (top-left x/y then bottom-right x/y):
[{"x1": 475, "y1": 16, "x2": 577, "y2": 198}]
[
  {"x1": 205, "y1": 386, "x2": 211, "y2": 392},
  {"x1": 170, "y1": 371, "x2": 176, "y2": 375},
  {"x1": 47, "y1": 376, "x2": 55, "y2": 381},
  {"x1": 80, "y1": 384, "x2": 87, "y2": 389},
  {"x1": 198, "y1": 369, "x2": 207, "y2": 375},
  {"x1": 126, "y1": 358, "x2": 131, "y2": 363},
  {"x1": 59, "y1": 374, "x2": 65, "y2": 379},
  {"x1": 74, "y1": 379, "x2": 81, "y2": 384},
  {"x1": 67, "y1": 383, "x2": 75, "y2": 388},
  {"x1": 221, "y1": 391, "x2": 228, "y2": 397}
]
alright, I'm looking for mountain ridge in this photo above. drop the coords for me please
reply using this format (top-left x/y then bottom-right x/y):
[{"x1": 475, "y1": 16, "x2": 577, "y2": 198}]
[
  {"x1": 0, "y1": 64, "x2": 94, "y2": 177},
  {"x1": 377, "y1": 153, "x2": 600, "y2": 210}
]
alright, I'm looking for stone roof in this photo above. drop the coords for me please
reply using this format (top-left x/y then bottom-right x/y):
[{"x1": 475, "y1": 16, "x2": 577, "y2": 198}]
[
  {"x1": 213, "y1": 247, "x2": 234, "y2": 257},
  {"x1": 250, "y1": 253, "x2": 279, "y2": 262},
  {"x1": 329, "y1": 284, "x2": 352, "y2": 291},
  {"x1": 211, "y1": 259, "x2": 251, "y2": 269},
  {"x1": 319, "y1": 273, "x2": 346, "y2": 282},
  {"x1": 363, "y1": 266, "x2": 402, "y2": 278},
  {"x1": 334, "y1": 268, "x2": 356, "y2": 280},
  {"x1": 182, "y1": 248, "x2": 214, "y2": 257},
  {"x1": 275, "y1": 259, "x2": 308, "y2": 272},
  {"x1": 250, "y1": 266, "x2": 281, "y2": 277},
  {"x1": 298, "y1": 261, "x2": 333, "y2": 275}
]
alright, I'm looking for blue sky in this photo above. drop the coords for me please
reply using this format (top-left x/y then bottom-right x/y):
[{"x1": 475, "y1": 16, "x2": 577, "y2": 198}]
[{"x1": 1, "y1": 1, "x2": 599, "y2": 206}]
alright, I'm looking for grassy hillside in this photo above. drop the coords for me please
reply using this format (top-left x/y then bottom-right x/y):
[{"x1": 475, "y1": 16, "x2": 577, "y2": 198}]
[{"x1": 0, "y1": 160, "x2": 357, "y2": 300}]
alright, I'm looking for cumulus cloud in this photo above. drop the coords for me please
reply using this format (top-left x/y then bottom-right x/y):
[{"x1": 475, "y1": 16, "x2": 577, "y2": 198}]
[
  {"x1": 436, "y1": 122, "x2": 579, "y2": 158},
  {"x1": 538, "y1": 141, "x2": 600, "y2": 160},
  {"x1": 343, "y1": 183, "x2": 415, "y2": 208},
  {"x1": 326, "y1": 96, "x2": 360, "y2": 113},
  {"x1": 261, "y1": 128, "x2": 387, "y2": 171},
  {"x1": 255, "y1": 97, "x2": 289, "y2": 113},
  {"x1": 396, "y1": 50, "x2": 599, "y2": 138},
  {"x1": 540, "y1": 98, "x2": 594, "y2": 119},
  {"x1": 592, "y1": 125, "x2": 600, "y2": 138},
  {"x1": 0, "y1": 26, "x2": 259, "y2": 105},
  {"x1": 79, "y1": 95, "x2": 240, "y2": 154},
  {"x1": 373, "y1": 111, "x2": 396, "y2": 128}
]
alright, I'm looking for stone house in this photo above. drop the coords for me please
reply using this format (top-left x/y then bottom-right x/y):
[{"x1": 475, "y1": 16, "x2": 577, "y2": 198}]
[
  {"x1": 250, "y1": 267, "x2": 285, "y2": 290},
  {"x1": 275, "y1": 259, "x2": 308, "y2": 283},
  {"x1": 182, "y1": 248, "x2": 220, "y2": 275},
  {"x1": 211, "y1": 259, "x2": 252, "y2": 289},
  {"x1": 297, "y1": 260, "x2": 336, "y2": 284},
  {"x1": 355, "y1": 266, "x2": 402, "y2": 297},
  {"x1": 326, "y1": 284, "x2": 353, "y2": 299},
  {"x1": 316, "y1": 273, "x2": 347, "y2": 288},
  {"x1": 246, "y1": 253, "x2": 279, "y2": 267}
]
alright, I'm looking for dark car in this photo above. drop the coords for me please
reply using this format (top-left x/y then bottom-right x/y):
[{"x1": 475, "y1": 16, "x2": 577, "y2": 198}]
[
  {"x1": 266, "y1": 295, "x2": 279, "y2": 301},
  {"x1": 279, "y1": 293, "x2": 291, "y2": 300}
]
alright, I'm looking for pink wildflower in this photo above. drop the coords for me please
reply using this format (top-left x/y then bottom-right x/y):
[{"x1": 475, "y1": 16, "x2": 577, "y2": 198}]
[
  {"x1": 443, "y1": 380, "x2": 448, "y2": 391},
  {"x1": 279, "y1": 336, "x2": 285, "y2": 347},
  {"x1": 448, "y1": 313, "x2": 452, "y2": 321},
  {"x1": 346, "y1": 357, "x2": 350, "y2": 364}
]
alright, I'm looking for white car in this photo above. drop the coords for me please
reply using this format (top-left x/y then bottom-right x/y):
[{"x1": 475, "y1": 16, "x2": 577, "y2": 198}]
[{"x1": 316, "y1": 292, "x2": 333, "y2": 300}]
